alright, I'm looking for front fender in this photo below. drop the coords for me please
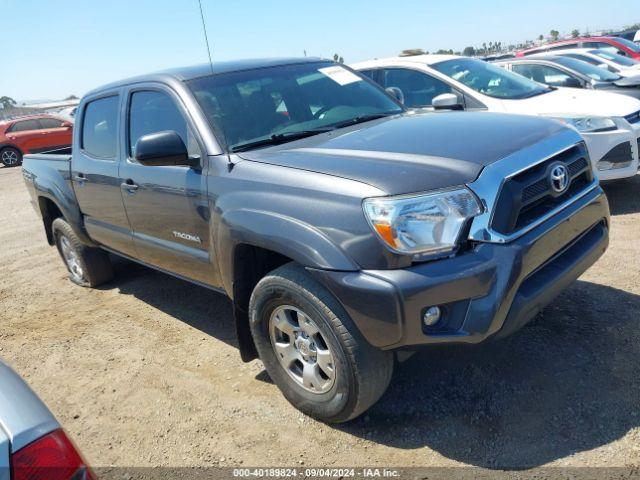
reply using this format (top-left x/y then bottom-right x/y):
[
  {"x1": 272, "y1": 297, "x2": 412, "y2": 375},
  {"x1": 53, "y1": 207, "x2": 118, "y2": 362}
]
[{"x1": 217, "y1": 208, "x2": 359, "y2": 296}]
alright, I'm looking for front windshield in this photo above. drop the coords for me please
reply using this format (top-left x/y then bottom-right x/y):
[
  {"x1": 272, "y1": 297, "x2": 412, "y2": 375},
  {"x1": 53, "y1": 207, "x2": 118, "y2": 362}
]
[
  {"x1": 187, "y1": 61, "x2": 403, "y2": 151},
  {"x1": 612, "y1": 37, "x2": 640, "y2": 53},
  {"x1": 589, "y1": 49, "x2": 638, "y2": 67},
  {"x1": 553, "y1": 56, "x2": 621, "y2": 81},
  {"x1": 431, "y1": 57, "x2": 551, "y2": 99}
]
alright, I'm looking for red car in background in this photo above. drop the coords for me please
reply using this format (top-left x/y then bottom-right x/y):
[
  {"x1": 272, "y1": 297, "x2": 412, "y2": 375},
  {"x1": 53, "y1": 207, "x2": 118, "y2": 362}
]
[
  {"x1": 0, "y1": 114, "x2": 73, "y2": 167},
  {"x1": 517, "y1": 36, "x2": 640, "y2": 60}
]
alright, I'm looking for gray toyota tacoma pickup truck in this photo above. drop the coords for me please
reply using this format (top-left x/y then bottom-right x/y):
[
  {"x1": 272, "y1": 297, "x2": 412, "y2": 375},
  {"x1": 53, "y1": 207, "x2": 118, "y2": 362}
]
[{"x1": 22, "y1": 58, "x2": 610, "y2": 422}]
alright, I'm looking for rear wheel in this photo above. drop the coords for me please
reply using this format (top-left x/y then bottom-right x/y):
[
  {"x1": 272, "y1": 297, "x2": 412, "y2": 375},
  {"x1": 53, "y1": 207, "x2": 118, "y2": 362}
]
[
  {"x1": 1, "y1": 147, "x2": 22, "y2": 167},
  {"x1": 249, "y1": 263, "x2": 394, "y2": 423},
  {"x1": 52, "y1": 218, "x2": 113, "y2": 287}
]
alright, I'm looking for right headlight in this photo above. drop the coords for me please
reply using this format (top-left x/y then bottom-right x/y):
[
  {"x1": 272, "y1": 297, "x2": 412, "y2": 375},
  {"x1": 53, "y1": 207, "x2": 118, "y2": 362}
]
[
  {"x1": 363, "y1": 187, "x2": 482, "y2": 260},
  {"x1": 549, "y1": 115, "x2": 618, "y2": 133}
]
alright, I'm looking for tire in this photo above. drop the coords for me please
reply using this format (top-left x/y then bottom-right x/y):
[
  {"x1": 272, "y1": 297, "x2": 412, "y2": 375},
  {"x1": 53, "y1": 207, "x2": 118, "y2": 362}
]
[
  {"x1": 52, "y1": 218, "x2": 113, "y2": 287},
  {"x1": 1, "y1": 147, "x2": 22, "y2": 167},
  {"x1": 249, "y1": 263, "x2": 394, "y2": 423}
]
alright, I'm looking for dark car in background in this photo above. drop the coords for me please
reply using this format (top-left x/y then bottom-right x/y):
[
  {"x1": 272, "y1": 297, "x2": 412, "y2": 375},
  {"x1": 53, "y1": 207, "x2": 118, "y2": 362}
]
[
  {"x1": 497, "y1": 55, "x2": 640, "y2": 99},
  {"x1": 0, "y1": 114, "x2": 73, "y2": 167}
]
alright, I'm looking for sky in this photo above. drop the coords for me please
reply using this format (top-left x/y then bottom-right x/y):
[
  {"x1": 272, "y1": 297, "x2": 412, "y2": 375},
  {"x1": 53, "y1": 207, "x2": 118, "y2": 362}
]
[{"x1": 2, "y1": 0, "x2": 639, "y2": 101}]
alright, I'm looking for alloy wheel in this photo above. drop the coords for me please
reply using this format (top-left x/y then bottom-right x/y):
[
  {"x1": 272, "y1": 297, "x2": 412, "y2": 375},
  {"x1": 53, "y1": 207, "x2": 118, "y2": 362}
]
[{"x1": 269, "y1": 305, "x2": 336, "y2": 394}]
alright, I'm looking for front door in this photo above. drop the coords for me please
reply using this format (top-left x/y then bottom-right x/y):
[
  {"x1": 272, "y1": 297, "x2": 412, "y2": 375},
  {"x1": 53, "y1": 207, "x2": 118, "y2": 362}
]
[
  {"x1": 37, "y1": 117, "x2": 74, "y2": 151},
  {"x1": 118, "y1": 87, "x2": 213, "y2": 285}
]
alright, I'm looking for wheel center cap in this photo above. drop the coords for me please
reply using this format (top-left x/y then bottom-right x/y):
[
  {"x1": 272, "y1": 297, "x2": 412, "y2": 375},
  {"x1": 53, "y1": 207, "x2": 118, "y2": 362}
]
[{"x1": 295, "y1": 338, "x2": 312, "y2": 356}]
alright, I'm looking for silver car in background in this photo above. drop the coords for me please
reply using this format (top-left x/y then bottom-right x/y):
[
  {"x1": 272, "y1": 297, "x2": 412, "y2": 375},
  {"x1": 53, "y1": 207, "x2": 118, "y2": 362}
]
[{"x1": 0, "y1": 359, "x2": 92, "y2": 480}]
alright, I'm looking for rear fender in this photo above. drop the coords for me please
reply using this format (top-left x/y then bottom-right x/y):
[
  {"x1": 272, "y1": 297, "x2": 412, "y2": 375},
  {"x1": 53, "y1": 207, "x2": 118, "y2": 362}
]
[{"x1": 29, "y1": 167, "x2": 95, "y2": 247}]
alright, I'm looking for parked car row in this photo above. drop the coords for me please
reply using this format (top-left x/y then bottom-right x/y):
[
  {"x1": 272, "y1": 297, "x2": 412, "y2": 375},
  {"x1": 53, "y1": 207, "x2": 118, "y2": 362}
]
[
  {"x1": 516, "y1": 35, "x2": 640, "y2": 59},
  {"x1": 0, "y1": 114, "x2": 73, "y2": 167},
  {"x1": 352, "y1": 51, "x2": 640, "y2": 181}
]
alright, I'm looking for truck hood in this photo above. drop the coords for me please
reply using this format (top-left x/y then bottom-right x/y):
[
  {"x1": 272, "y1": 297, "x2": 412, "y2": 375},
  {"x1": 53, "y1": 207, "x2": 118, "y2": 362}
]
[
  {"x1": 501, "y1": 87, "x2": 640, "y2": 117},
  {"x1": 237, "y1": 112, "x2": 568, "y2": 194}
]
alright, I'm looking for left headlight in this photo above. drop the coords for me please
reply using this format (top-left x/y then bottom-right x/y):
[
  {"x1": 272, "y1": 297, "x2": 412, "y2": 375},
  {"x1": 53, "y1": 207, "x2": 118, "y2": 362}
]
[
  {"x1": 551, "y1": 116, "x2": 617, "y2": 133},
  {"x1": 363, "y1": 188, "x2": 482, "y2": 260}
]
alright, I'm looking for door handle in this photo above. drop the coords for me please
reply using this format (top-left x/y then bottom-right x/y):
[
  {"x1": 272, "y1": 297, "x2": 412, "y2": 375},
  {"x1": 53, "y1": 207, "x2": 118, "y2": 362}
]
[
  {"x1": 74, "y1": 173, "x2": 86, "y2": 182},
  {"x1": 121, "y1": 179, "x2": 139, "y2": 192}
]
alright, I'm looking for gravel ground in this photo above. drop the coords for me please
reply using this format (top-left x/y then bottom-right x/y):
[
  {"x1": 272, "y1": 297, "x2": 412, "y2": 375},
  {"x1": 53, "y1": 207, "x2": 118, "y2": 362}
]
[{"x1": 0, "y1": 165, "x2": 639, "y2": 472}]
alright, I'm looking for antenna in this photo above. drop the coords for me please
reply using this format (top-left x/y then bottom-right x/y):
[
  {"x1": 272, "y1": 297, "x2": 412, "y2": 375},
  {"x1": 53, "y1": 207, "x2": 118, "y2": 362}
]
[{"x1": 198, "y1": 0, "x2": 214, "y2": 74}]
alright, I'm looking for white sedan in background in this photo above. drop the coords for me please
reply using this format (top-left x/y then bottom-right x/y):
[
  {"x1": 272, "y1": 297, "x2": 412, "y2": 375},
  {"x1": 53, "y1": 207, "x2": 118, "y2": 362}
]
[
  {"x1": 352, "y1": 55, "x2": 640, "y2": 180},
  {"x1": 551, "y1": 48, "x2": 640, "y2": 78}
]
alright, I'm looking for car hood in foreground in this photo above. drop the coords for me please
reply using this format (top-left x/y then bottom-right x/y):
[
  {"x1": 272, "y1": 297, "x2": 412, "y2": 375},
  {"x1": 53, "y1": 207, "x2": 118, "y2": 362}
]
[
  {"x1": 0, "y1": 359, "x2": 58, "y2": 453},
  {"x1": 502, "y1": 87, "x2": 640, "y2": 117},
  {"x1": 237, "y1": 112, "x2": 569, "y2": 194}
]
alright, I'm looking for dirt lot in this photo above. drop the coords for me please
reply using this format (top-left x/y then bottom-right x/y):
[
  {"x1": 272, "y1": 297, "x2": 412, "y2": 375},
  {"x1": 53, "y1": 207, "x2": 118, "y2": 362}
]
[{"x1": 0, "y1": 164, "x2": 639, "y2": 471}]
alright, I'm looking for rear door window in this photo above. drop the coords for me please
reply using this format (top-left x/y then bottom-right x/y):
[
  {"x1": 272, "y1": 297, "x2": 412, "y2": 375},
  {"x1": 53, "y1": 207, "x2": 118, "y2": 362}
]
[
  {"x1": 8, "y1": 119, "x2": 41, "y2": 132},
  {"x1": 82, "y1": 96, "x2": 119, "y2": 158}
]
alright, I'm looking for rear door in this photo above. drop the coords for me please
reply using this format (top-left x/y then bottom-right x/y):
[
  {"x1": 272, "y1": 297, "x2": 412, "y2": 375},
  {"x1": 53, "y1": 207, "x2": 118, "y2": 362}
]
[
  {"x1": 72, "y1": 92, "x2": 135, "y2": 256},
  {"x1": 118, "y1": 85, "x2": 212, "y2": 284}
]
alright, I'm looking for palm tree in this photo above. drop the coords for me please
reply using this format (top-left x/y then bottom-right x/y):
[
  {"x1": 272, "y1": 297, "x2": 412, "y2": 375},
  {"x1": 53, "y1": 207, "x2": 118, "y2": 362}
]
[
  {"x1": 550, "y1": 29, "x2": 560, "y2": 41},
  {"x1": 0, "y1": 96, "x2": 17, "y2": 110}
]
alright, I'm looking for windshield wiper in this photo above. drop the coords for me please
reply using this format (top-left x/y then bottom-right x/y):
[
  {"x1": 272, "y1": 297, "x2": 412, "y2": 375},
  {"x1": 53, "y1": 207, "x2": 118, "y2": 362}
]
[
  {"x1": 328, "y1": 111, "x2": 399, "y2": 129},
  {"x1": 230, "y1": 128, "x2": 333, "y2": 152}
]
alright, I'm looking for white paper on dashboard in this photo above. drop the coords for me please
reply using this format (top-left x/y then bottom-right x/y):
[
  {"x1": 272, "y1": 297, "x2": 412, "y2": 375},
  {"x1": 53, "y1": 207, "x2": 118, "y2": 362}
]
[{"x1": 318, "y1": 66, "x2": 362, "y2": 86}]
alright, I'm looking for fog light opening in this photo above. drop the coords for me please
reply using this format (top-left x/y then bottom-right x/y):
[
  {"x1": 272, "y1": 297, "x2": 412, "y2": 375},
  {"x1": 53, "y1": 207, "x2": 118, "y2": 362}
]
[{"x1": 423, "y1": 306, "x2": 442, "y2": 326}]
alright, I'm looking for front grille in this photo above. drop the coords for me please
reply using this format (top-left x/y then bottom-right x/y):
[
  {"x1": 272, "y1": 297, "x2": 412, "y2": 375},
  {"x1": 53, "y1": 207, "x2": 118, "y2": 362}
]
[
  {"x1": 625, "y1": 110, "x2": 640, "y2": 125},
  {"x1": 491, "y1": 144, "x2": 593, "y2": 235}
]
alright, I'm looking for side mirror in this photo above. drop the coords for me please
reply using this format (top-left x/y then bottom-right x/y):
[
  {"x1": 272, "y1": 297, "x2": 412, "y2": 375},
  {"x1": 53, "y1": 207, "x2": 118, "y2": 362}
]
[
  {"x1": 385, "y1": 86, "x2": 405, "y2": 104},
  {"x1": 563, "y1": 77, "x2": 583, "y2": 88},
  {"x1": 432, "y1": 93, "x2": 463, "y2": 110},
  {"x1": 134, "y1": 131, "x2": 196, "y2": 167}
]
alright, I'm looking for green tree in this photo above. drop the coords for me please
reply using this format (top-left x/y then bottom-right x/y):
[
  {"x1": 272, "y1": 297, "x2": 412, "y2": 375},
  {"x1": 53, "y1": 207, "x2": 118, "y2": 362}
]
[
  {"x1": 462, "y1": 46, "x2": 476, "y2": 57},
  {"x1": 571, "y1": 29, "x2": 580, "y2": 38},
  {"x1": 64, "y1": 95, "x2": 78, "y2": 101},
  {"x1": 332, "y1": 53, "x2": 344, "y2": 63},
  {"x1": 538, "y1": 34, "x2": 544, "y2": 41},
  {"x1": 550, "y1": 29, "x2": 560, "y2": 41},
  {"x1": 0, "y1": 96, "x2": 16, "y2": 110}
]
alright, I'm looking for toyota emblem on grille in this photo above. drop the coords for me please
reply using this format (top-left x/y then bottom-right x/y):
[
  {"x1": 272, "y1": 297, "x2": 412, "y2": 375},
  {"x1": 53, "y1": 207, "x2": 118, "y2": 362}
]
[{"x1": 549, "y1": 163, "x2": 569, "y2": 194}]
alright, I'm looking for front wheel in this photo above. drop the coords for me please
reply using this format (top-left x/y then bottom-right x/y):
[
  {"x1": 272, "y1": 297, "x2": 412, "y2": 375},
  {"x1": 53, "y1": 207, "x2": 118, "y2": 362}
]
[
  {"x1": 249, "y1": 263, "x2": 394, "y2": 423},
  {"x1": 1, "y1": 147, "x2": 22, "y2": 167}
]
